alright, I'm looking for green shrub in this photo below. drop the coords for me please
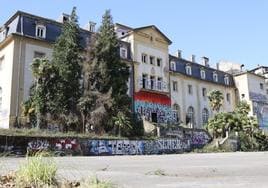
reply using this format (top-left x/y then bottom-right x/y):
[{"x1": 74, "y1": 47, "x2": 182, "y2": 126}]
[{"x1": 15, "y1": 151, "x2": 57, "y2": 187}]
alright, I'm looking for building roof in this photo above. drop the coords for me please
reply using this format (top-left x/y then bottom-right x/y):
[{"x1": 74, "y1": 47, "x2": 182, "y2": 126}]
[
  {"x1": 116, "y1": 23, "x2": 172, "y2": 44},
  {"x1": 169, "y1": 55, "x2": 235, "y2": 87},
  {"x1": 250, "y1": 66, "x2": 268, "y2": 73},
  {"x1": 233, "y1": 71, "x2": 266, "y2": 79},
  {"x1": 0, "y1": 10, "x2": 132, "y2": 61}
]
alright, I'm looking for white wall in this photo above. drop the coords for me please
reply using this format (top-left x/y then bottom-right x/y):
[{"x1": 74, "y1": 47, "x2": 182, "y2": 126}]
[
  {"x1": 0, "y1": 41, "x2": 15, "y2": 128},
  {"x1": 171, "y1": 74, "x2": 236, "y2": 128},
  {"x1": 135, "y1": 43, "x2": 169, "y2": 92}
]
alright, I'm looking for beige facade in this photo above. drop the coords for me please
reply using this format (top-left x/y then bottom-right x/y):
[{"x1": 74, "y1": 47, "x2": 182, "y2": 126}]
[
  {"x1": 119, "y1": 26, "x2": 171, "y2": 94},
  {"x1": 234, "y1": 72, "x2": 268, "y2": 116},
  {"x1": 0, "y1": 34, "x2": 53, "y2": 128}
]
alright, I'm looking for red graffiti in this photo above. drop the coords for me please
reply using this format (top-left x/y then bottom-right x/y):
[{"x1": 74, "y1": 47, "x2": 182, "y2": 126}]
[
  {"x1": 134, "y1": 91, "x2": 171, "y2": 106},
  {"x1": 54, "y1": 139, "x2": 78, "y2": 150}
]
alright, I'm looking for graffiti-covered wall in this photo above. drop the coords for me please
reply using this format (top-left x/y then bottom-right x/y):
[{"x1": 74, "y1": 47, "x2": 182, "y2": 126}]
[
  {"x1": 0, "y1": 129, "x2": 211, "y2": 156},
  {"x1": 250, "y1": 92, "x2": 268, "y2": 130},
  {"x1": 134, "y1": 91, "x2": 176, "y2": 123},
  {"x1": 253, "y1": 101, "x2": 268, "y2": 130}
]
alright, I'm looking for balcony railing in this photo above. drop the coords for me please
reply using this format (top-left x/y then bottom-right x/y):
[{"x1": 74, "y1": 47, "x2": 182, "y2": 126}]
[{"x1": 138, "y1": 77, "x2": 167, "y2": 92}]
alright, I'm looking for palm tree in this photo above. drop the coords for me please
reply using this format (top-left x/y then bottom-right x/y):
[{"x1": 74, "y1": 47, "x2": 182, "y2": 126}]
[
  {"x1": 113, "y1": 111, "x2": 132, "y2": 137},
  {"x1": 208, "y1": 90, "x2": 224, "y2": 113}
]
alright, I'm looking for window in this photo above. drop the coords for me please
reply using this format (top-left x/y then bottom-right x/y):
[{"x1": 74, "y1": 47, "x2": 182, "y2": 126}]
[
  {"x1": 170, "y1": 61, "x2": 176, "y2": 71},
  {"x1": 213, "y1": 72, "x2": 218, "y2": 82},
  {"x1": 173, "y1": 81, "x2": 178, "y2": 92},
  {"x1": 186, "y1": 65, "x2": 192, "y2": 75},
  {"x1": 34, "y1": 51, "x2": 46, "y2": 59},
  {"x1": 141, "y1": 53, "x2": 147, "y2": 63},
  {"x1": 200, "y1": 69, "x2": 206, "y2": 79},
  {"x1": 120, "y1": 48, "x2": 127, "y2": 59},
  {"x1": 224, "y1": 75, "x2": 230, "y2": 85},
  {"x1": 226, "y1": 93, "x2": 231, "y2": 103},
  {"x1": 202, "y1": 88, "x2": 207, "y2": 98},
  {"x1": 186, "y1": 106, "x2": 195, "y2": 128},
  {"x1": 173, "y1": 104, "x2": 181, "y2": 123},
  {"x1": 150, "y1": 56, "x2": 155, "y2": 65},
  {"x1": 202, "y1": 108, "x2": 209, "y2": 125},
  {"x1": 188, "y1": 84, "x2": 193, "y2": 95},
  {"x1": 157, "y1": 58, "x2": 162, "y2": 67},
  {"x1": 150, "y1": 76, "x2": 155, "y2": 90},
  {"x1": 35, "y1": 24, "x2": 46, "y2": 38},
  {"x1": 142, "y1": 74, "x2": 148, "y2": 89},
  {"x1": 0, "y1": 87, "x2": 2, "y2": 111},
  {"x1": 260, "y1": 83, "x2": 264, "y2": 90},
  {"x1": 157, "y1": 77, "x2": 162, "y2": 90},
  {"x1": 0, "y1": 55, "x2": 4, "y2": 70}
]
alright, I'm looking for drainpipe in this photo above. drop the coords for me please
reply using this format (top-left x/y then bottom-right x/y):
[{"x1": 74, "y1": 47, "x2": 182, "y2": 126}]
[{"x1": 15, "y1": 15, "x2": 24, "y2": 126}]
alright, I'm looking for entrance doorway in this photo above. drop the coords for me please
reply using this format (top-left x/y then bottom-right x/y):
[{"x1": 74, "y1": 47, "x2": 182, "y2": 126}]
[{"x1": 151, "y1": 113, "x2": 158, "y2": 123}]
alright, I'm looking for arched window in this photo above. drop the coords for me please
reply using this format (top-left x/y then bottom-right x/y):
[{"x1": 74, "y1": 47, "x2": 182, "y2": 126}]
[
  {"x1": 186, "y1": 106, "x2": 195, "y2": 128},
  {"x1": 202, "y1": 108, "x2": 209, "y2": 125},
  {"x1": 173, "y1": 104, "x2": 181, "y2": 123},
  {"x1": 0, "y1": 87, "x2": 2, "y2": 111}
]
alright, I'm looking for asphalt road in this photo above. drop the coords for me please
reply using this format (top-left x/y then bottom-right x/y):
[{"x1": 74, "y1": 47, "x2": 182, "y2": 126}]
[{"x1": 1, "y1": 152, "x2": 268, "y2": 188}]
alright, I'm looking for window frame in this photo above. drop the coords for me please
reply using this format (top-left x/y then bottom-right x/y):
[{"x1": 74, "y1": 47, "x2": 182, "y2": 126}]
[
  {"x1": 120, "y1": 47, "x2": 127, "y2": 59},
  {"x1": 149, "y1": 56, "x2": 155, "y2": 65},
  {"x1": 157, "y1": 58, "x2": 162, "y2": 67},
  {"x1": 224, "y1": 75, "x2": 230, "y2": 85},
  {"x1": 226, "y1": 93, "x2": 231, "y2": 103},
  {"x1": 141, "y1": 53, "x2": 148, "y2": 63},
  {"x1": 0, "y1": 55, "x2": 4, "y2": 71},
  {"x1": 200, "y1": 69, "x2": 206, "y2": 79},
  {"x1": 186, "y1": 65, "x2": 192, "y2": 75},
  {"x1": 173, "y1": 81, "x2": 178, "y2": 92},
  {"x1": 213, "y1": 72, "x2": 218, "y2": 82},
  {"x1": 188, "y1": 84, "x2": 193, "y2": 95},
  {"x1": 35, "y1": 24, "x2": 46, "y2": 38},
  {"x1": 202, "y1": 108, "x2": 209, "y2": 125},
  {"x1": 260, "y1": 83, "x2": 264, "y2": 90}
]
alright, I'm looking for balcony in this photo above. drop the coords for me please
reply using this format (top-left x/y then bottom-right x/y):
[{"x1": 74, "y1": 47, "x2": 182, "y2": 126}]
[{"x1": 138, "y1": 77, "x2": 168, "y2": 92}]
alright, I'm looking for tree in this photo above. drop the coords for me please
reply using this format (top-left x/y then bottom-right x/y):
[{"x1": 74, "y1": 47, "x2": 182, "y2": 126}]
[
  {"x1": 82, "y1": 10, "x2": 131, "y2": 134},
  {"x1": 235, "y1": 101, "x2": 251, "y2": 115},
  {"x1": 50, "y1": 7, "x2": 82, "y2": 117},
  {"x1": 22, "y1": 58, "x2": 59, "y2": 128},
  {"x1": 208, "y1": 90, "x2": 224, "y2": 112},
  {"x1": 113, "y1": 111, "x2": 132, "y2": 137}
]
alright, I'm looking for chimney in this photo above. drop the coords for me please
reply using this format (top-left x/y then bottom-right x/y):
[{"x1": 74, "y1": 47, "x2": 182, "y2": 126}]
[
  {"x1": 176, "y1": 50, "x2": 182, "y2": 59},
  {"x1": 202, "y1": 56, "x2": 209, "y2": 67},
  {"x1": 216, "y1": 63, "x2": 219, "y2": 70},
  {"x1": 85, "y1": 21, "x2": 96, "y2": 32},
  {"x1": 190, "y1": 54, "x2": 196, "y2": 63},
  {"x1": 58, "y1": 13, "x2": 70, "y2": 23}
]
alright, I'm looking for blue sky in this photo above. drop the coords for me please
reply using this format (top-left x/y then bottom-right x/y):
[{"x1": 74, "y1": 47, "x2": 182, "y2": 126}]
[{"x1": 1, "y1": 0, "x2": 267, "y2": 69}]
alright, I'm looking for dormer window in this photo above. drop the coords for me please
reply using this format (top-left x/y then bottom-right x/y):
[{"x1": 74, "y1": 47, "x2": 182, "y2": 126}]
[
  {"x1": 36, "y1": 24, "x2": 46, "y2": 38},
  {"x1": 170, "y1": 61, "x2": 176, "y2": 71},
  {"x1": 186, "y1": 64, "x2": 192, "y2": 75},
  {"x1": 213, "y1": 72, "x2": 218, "y2": 82},
  {"x1": 224, "y1": 75, "x2": 230, "y2": 85},
  {"x1": 200, "y1": 69, "x2": 206, "y2": 79},
  {"x1": 120, "y1": 47, "x2": 127, "y2": 59}
]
